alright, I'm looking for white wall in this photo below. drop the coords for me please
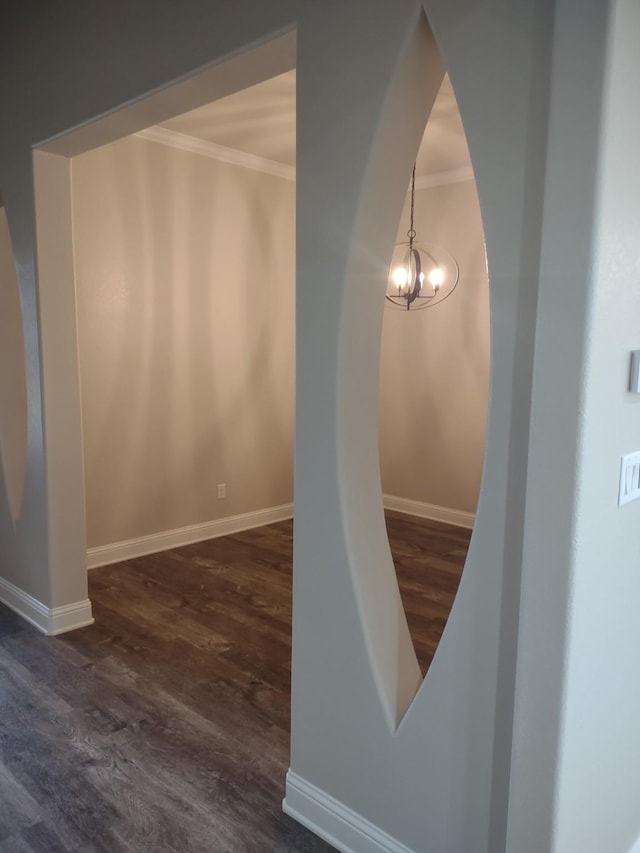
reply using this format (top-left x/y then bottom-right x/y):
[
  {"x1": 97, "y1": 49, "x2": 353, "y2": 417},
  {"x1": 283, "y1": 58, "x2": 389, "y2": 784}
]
[
  {"x1": 508, "y1": 1, "x2": 640, "y2": 850},
  {"x1": 0, "y1": 2, "x2": 637, "y2": 852},
  {"x1": 72, "y1": 135, "x2": 295, "y2": 548}
]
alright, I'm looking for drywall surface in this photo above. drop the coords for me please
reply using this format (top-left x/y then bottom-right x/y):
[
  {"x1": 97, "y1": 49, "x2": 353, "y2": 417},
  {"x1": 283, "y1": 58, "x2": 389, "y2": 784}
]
[
  {"x1": 291, "y1": 0, "x2": 557, "y2": 849},
  {"x1": 72, "y1": 135, "x2": 295, "y2": 548},
  {"x1": 0, "y1": 0, "x2": 297, "y2": 608},
  {"x1": 0, "y1": 207, "x2": 28, "y2": 525},
  {"x1": 33, "y1": 150, "x2": 91, "y2": 610},
  {"x1": 502, "y1": 0, "x2": 640, "y2": 849},
  {"x1": 379, "y1": 179, "x2": 488, "y2": 514},
  {"x1": 531, "y1": 1, "x2": 640, "y2": 850}
]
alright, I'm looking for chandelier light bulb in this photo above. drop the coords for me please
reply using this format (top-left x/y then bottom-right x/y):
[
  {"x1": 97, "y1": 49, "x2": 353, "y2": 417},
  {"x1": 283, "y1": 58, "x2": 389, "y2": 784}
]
[
  {"x1": 427, "y1": 267, "x2": 445, "y2": 291},
  {"x1": 392, "y1": 266, "x2": 408, "y2": 293}
]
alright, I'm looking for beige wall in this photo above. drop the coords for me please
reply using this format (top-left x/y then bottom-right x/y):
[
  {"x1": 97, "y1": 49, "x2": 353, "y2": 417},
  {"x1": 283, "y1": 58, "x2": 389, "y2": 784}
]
[
  {"x1": 379, "y1": 179, "x2": 488, "y2": 514},
  {"x1": 73, "y1": 137, "x2": 486, "y2": 549},
  {"x1": 72, "y1": 136, "x2": 295, "y2": 548},
  {"x1": 0, "y1": 207, "x2": 28, "y2": 525}
]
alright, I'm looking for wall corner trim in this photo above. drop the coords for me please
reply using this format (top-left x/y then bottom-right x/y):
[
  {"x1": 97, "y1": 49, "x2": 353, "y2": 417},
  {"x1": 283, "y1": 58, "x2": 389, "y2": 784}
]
[
  {"x1": 283, "y1": 771, "x2": 415, "y2": 853},
  {"x1": 383, "y1": 494, "x2": 475, "y2": 529},
  {"x1": 0, "y1": 576, "x2": 94, "y2": 635},
  {"x1": 87, "y1": 502, "x2": 295, "y2": 569}
]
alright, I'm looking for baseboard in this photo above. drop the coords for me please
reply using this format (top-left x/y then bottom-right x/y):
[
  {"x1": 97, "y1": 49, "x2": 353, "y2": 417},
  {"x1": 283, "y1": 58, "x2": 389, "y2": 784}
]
[
  {"x1": 87, "y1": 499, "x2": 470, "y2": 568},
  {"x1": 283, "y1": 771, "x2": 414, "y2": 853},
  {"x1": 0, "y1": 575, "x2": 94, "y2": 636},
  {"x1": 383, "y1": 494, "x2": 475, "y2": 529},
  {"x1": 87, "y1": 502, "x2": 295, "y2": 569}
]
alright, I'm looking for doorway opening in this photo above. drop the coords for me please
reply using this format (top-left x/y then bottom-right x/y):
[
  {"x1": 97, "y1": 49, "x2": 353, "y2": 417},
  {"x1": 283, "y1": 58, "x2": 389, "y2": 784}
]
[
  {"x1": 72, "y1": 71, "x2": 297, "y2": 565},
  {"x1": 33, "y1": 32, "x2": 297, "y2": 596}
]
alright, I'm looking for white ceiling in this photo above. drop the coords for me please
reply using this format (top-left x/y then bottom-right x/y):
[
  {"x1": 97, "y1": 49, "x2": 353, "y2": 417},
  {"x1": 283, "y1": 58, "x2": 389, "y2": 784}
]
[{"x1": 159, "y1": 70, "x2": 472, "y2": 179}]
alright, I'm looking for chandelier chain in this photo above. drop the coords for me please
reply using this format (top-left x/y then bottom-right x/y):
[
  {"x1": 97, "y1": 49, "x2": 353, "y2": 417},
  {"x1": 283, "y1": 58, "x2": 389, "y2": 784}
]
[{"x1": 407, "y1": 164, "x2": 417, "y2": 247}]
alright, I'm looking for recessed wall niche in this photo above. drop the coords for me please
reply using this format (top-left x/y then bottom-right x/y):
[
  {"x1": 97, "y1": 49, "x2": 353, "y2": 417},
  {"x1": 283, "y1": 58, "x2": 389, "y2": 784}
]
[
  {"x1": 0, "y1": 204, "x2": 29, "y2": 525},
  {"x1": 378, "y1": 76, "x2": 490, "y2": 676}
]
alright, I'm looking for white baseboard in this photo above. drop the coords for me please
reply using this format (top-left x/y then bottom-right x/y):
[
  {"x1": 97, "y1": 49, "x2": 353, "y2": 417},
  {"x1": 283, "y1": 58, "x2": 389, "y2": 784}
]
[
  {"x1": 87, "y1": 499, "x2": 469, "y2": 569},
  {"x1": 87, "y1": 502, "x2": 295, "y2": 569},
  {"x1": 0, "y1": 575, "x2": 94, "y2": 636},
  {"x1": 383, "y1": 494, "x2": 475, "y2": 529},
  {"x1": 283, "y1": 771, "x2": 415, "y2": 853}
]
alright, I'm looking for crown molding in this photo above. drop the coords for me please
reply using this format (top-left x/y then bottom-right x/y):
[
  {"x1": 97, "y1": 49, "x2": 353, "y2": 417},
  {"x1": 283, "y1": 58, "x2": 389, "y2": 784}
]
[
  {"x1": 136, "y1": 126, "x2": 473, "y2": 189},
  {"x1": 135, "y1": 126, "x2": 296, "y2": 182},
  {"x1": 415, "y1": 165, "x2": 474, "y2": 189}
]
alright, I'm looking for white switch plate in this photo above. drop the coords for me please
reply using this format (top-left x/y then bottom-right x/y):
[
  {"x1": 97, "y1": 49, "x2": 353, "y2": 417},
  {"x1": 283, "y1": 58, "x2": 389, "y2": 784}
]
[
  {"x1": 619, "y1": 452, "x2": 640, "y2": 506},
  {"x1": 217, "y1": 483, "x2": 226, "y2": 499}
]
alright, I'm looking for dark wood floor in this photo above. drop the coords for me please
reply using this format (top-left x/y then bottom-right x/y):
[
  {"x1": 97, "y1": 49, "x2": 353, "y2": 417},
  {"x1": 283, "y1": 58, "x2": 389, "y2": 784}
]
[
  {"x1": 385, "y1": 511, "x2": 470, "y2": 675},
  {"x1": 0, "y1": 512, "x2": 469, "y2": 852}
]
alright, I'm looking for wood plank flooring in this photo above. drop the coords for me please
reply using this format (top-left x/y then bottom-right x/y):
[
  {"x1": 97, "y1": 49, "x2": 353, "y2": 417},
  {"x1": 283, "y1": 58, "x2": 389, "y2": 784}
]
[
  {"x1": 385, "y1": 511, "x2": 470, "y2": 675},
  {"x1": 0, "y1": 513, "x2": 469, "y2": 852}
]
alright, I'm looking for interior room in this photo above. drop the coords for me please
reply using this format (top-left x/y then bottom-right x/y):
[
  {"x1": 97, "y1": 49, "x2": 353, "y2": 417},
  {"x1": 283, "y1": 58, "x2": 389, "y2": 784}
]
[
  {"x1": 1, "y1": 3, "x2": 639, "y2": 852},
  {"x1": 71, "y1": 69, "x2": 488, "y2": 668},
  {"x1": 1, "y1": 54, "x2": 489, "y2": 849},
  {"x1": 74, "y1": 69, "x2": 487, "y2": 560},
  {"x1": 75, "y1": 74, "x2": 298, "y2": 560}
]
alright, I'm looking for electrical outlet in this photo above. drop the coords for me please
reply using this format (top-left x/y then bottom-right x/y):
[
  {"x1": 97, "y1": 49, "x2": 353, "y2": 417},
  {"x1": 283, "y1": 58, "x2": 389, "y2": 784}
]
[
  {"x1": 217, "y1": 483, "x2": 226, "y2": 500},
  {"x1": 619, "y1": 452, "x2": 640, "y2": 507}
]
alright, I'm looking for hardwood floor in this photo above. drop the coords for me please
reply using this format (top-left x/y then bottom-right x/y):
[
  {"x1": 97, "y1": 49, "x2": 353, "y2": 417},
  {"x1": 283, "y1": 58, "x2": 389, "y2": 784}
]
[
  {"x1": 0, "y1": 513, "x2": 469, "y2": 852},
  {"x1": 385, "y1": 511, "x2": 470, "y2": 675}
]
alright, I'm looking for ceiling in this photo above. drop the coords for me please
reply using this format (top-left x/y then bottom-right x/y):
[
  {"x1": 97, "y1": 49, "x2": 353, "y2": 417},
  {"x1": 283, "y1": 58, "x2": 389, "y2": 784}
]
[{"x1": 159, "y1": 70, "x2": 472, "y2": 179}]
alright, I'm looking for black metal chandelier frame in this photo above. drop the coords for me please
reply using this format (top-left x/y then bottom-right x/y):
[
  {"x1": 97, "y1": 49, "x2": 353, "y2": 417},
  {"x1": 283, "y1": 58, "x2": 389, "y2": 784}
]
[{"x1": 385, "y1": 165, "x2": 460, "y2": 311}]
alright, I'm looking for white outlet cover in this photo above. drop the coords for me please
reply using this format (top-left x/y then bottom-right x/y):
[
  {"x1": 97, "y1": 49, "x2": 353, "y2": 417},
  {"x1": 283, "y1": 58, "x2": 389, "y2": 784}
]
[{"x1": 619, "y1": 451, "x2": 640, "y2": 507}]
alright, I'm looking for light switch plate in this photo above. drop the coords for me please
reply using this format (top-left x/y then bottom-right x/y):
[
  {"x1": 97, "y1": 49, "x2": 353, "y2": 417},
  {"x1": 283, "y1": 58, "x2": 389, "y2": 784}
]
[{"x1": 619, "y1": 451, "x2": 640, "y2": 506}]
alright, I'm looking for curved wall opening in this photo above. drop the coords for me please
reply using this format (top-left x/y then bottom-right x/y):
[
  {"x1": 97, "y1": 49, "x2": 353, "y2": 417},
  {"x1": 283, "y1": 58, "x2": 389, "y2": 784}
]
[
  {"x1": 378, "y1": 74, "x2": 490, "y2": 676},
  {"x1": 0, "y1": 204, "x2": 29, "y2": 526}
]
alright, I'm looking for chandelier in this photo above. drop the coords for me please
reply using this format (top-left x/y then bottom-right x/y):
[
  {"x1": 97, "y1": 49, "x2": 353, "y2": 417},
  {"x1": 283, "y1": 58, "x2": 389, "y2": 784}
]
[{"x1": 386, "y1": 165, "x2": 459, "y2": 310}]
